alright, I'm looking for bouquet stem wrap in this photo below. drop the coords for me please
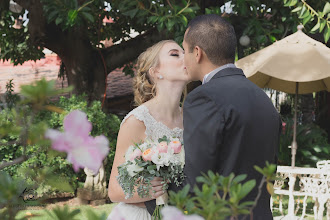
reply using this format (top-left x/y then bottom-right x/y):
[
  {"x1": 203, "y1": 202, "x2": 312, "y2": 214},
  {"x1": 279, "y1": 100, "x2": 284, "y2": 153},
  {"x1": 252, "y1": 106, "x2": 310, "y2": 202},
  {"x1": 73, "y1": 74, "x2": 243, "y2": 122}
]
[{"x1": 156, "y1": 192, "x2": 168, "y2": 205}]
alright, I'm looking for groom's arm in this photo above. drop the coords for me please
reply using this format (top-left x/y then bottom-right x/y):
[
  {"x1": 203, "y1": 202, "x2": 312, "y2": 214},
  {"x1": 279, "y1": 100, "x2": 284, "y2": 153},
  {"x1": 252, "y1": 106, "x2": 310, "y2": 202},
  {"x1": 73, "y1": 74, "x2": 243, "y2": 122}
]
[{"x1": 182, "y1": 90, "x2": 224, "y2": 192}]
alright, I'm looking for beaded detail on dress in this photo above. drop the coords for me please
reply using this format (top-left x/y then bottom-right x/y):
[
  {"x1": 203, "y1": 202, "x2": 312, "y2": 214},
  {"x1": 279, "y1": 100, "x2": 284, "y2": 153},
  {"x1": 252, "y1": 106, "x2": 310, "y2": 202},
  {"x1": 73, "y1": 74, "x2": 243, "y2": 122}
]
[{"x1": 121, "y1": 105, "x2": 183, "y2": 142}]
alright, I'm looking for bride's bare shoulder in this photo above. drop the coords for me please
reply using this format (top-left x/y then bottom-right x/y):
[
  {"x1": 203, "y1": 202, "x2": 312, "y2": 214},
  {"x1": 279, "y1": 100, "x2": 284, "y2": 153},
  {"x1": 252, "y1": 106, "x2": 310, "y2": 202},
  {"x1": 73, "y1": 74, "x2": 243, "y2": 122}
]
[{"x1": 118, "y1": 108, "x2": 147, "y2": 143}]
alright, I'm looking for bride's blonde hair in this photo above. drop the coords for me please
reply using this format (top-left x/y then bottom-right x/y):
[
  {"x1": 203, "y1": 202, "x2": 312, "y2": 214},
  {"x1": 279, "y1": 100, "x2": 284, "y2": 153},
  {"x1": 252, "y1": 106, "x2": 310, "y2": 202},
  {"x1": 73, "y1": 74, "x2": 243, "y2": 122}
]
[{"x1": 133, "y1": 40, "x2": 177, "y2": 106}]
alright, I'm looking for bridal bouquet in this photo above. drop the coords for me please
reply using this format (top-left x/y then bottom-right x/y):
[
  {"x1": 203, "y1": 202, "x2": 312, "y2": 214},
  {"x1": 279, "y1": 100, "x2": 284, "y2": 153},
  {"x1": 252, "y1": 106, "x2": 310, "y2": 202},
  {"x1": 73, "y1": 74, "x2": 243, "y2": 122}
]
[{"x1": 117, "y1": 135, "x2": 185, "y2": 214}]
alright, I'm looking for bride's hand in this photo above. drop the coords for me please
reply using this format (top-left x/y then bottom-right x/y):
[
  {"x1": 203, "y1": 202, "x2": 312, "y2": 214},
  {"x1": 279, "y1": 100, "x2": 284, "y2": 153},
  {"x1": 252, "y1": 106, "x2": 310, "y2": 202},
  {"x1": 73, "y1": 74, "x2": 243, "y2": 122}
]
[{"x1": 150, "y1": 177, "x2": 165, "y2": 199}]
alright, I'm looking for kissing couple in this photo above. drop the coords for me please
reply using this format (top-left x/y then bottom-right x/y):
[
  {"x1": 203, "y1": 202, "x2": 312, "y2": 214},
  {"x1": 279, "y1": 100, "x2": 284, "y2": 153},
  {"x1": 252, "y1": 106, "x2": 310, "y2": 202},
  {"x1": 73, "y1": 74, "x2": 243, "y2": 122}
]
[{"x1": 107, "y1": 14, "x2": 281, "y2": 220}]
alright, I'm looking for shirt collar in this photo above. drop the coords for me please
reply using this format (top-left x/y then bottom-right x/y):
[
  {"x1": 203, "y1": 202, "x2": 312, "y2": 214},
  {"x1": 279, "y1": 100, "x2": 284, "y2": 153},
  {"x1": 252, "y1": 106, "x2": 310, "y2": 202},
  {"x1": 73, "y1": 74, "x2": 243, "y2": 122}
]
[{"x1": 202, "y1": 63, "x2": 236, "y2": 84}]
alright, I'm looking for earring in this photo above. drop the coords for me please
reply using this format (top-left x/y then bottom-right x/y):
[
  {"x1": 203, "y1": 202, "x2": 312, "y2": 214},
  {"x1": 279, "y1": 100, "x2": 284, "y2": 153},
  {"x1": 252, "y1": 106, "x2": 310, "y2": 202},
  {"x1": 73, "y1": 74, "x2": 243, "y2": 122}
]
[{"x1": 158, "y1": 75, "x2": 163, "y2": 79}]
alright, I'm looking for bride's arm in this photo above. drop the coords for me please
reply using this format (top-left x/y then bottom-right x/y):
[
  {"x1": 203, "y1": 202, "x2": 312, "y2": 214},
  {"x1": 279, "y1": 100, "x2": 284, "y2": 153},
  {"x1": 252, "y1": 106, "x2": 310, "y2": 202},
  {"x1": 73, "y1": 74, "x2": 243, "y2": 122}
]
[{"x1": 108, "y1": 115, "x2": 164, "y2": 203}]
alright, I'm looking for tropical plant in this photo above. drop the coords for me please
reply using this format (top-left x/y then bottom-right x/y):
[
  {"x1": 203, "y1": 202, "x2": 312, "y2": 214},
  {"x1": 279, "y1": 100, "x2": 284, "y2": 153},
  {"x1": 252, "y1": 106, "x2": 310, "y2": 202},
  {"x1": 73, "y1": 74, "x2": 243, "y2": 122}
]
[
  {"x1": 278, "y1": 117, "x2": 330, "y2": 166},
  {"x1": 168, "y1": 163, "x2": 277, "y2": 220}
]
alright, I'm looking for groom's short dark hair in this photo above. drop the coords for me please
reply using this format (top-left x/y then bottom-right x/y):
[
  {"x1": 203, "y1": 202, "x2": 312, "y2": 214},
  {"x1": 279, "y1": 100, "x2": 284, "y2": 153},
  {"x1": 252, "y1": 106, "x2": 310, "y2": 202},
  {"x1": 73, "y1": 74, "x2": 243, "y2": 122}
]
[{"x1": 185, "y1": 14, "x2": 237, "y2": 65}]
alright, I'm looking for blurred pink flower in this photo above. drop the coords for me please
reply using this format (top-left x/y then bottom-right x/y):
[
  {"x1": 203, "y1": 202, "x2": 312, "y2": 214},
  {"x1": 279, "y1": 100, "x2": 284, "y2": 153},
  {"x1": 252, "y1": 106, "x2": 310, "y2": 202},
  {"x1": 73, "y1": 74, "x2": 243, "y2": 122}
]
[
  {"x1": 45, "y1": 110, "x2": 109, "y2": 173},
  {"x1": 161, "y1": 206, "x2": 204, "y2": 220},
  {"x1": 168, "y1": 140, "x2": 182, "y2": 154},
  {"x1": 157, "y1": 141, "x2": 168, "y2": 153},
  {"x1": 108, "y1": 206, "x2": 126, "y2": 220},
  {"x1": 130, "y1": 149, "x2": 142, "y2": 161}
]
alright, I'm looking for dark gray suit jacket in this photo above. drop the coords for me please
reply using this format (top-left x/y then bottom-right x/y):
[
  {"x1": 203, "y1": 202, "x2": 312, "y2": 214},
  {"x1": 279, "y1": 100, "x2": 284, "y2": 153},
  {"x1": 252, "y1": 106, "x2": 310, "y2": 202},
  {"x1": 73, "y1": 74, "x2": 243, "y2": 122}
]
[{"x1": 146, "y1": 67, "x2": 281, "y2": 219}]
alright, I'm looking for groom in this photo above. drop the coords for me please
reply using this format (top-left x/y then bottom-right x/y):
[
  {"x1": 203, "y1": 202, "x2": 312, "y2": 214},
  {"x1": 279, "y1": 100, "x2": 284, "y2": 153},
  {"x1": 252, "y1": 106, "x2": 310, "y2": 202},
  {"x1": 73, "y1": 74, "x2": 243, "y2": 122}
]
[{"x1": 147, "y1": 14, "x2": 281, "y2": 219}]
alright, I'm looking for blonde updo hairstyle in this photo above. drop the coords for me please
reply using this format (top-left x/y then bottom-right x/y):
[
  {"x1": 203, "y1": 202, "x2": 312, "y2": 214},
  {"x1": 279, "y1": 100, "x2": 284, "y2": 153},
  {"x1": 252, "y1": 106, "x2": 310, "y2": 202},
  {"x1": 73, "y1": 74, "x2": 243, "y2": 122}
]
[{"x1": 133, "y1": 40, "x2": 177, "y2": 106}]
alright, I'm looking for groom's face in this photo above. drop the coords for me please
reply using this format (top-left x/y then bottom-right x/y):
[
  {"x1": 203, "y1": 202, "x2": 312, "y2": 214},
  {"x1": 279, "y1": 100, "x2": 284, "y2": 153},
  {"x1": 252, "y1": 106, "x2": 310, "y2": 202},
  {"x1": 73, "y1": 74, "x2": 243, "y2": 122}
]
[{"x1": 182, "y1": 34, "x2": 198, "y2": 81}]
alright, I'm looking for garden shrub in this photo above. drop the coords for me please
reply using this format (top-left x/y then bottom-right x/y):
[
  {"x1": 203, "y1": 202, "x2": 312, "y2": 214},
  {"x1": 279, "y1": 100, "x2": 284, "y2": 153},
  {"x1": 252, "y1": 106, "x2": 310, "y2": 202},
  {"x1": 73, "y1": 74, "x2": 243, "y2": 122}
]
[
  {"x1": 0, "y1": 94, "x2": 120, "y2": 197},
  {"x1": 278, "y1": 117, "x2": 330, "y2": 167}
]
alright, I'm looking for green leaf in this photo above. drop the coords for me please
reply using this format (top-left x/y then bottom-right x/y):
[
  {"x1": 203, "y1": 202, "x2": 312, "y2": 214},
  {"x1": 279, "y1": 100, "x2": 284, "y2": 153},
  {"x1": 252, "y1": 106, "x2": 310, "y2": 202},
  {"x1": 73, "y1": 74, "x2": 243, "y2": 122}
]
[
  {"x1": 233, "y1": 174, "x2": 247, "y2": 184},
  {"x1": 238, "y1": 180, "x2": 256, "y2": 200},
  {"x1": 181, "y1": 14, "x2": 188, "y2": 26},
  {"x1": 291, "y1": 6, "x2": 301, "y2": 13},
  {"x1": 81, "y1": 12, "x2": 94, "y2": 23},
  {"x1": 288, "y1": 0, "x2": 298, "y2": 7},
  {"x1": 323, "y1": 2, "x2": 330, "y2": 15},
  {"x1": 254, "y1": 165, "x2": 264, "y2": 175},
  {"x1": 299, "y1": 6, "x2": 308, "y2": 18},
  {"x1": 68, "y1": 9, "x2": 78, "y2": 25},
  {"x1": 319, "y1": 20, "x2": 326, "y2": 32},
  {"x1": 302, "y1": 14, "x2": 312, "y2": 25},
  {"x1": 55, "y1": 17, "x2": 63, "y2": 25},
  {"x1": 313, "y1": 146, "x2": 322, "y2": 153},
  {"x1": 183, "y1": 8, "x2": 194, "y2": 13},
  {"x1": 47, "y1": 10, "x2": 58, "y2": 22},
  {"x1": 147, "y1": 16, "x2": 158, "y2": 24},
  {"x1": 324, "y1": 26, "x2": 330, "y2": 43},
  {"x1": 269, "y1": 35, "x2": 277, "y2": 42},
  {"x1": 122, "y1": 8, "x2": 139, "y2": 18},
  {"x1": 311, "y1": 22, "x2": 320, "y2": 32},
  {"x1": 166, "y1": 18, "x2": 176, "y2": 31}
]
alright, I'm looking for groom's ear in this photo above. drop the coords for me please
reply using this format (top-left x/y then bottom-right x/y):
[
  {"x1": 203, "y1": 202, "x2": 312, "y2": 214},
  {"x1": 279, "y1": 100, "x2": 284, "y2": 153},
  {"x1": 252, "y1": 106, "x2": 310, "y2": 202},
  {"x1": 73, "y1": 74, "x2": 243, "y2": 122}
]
[{"x1": 194, "y1": 46, "x2": 202, "y2": 64}]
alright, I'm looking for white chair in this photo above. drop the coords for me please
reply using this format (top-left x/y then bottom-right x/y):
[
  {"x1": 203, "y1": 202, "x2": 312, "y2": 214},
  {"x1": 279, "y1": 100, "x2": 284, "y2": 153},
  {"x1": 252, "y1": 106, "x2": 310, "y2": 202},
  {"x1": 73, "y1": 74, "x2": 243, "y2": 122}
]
[
  {"x1": 271, "y1": 172, "x2": 308, "y2": 219},
  {"x1": 316, "y1": 160, "x2": 330, "y2": 170},
  {"x1": 299, "y1": 175, "x2": 329, "y2": 219}
]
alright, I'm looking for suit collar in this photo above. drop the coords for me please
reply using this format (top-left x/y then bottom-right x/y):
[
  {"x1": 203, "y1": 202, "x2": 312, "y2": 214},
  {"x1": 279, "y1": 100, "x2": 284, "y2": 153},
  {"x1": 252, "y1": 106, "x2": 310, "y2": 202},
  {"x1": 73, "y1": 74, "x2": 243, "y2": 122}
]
[{"x1": 209, "y1": 67, "x2": 245, "y2": 81}]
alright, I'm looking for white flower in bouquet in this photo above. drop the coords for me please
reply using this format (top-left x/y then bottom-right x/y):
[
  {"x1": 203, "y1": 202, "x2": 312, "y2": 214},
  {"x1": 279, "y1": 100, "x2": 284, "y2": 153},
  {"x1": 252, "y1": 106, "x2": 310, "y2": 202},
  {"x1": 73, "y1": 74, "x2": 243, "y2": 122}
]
[
  {"x1": 127, "y1": 162, "x2": 144, "y2": 177},
  {"x1": 151, "y1": 149, "x2": 173, "y2": 171}
]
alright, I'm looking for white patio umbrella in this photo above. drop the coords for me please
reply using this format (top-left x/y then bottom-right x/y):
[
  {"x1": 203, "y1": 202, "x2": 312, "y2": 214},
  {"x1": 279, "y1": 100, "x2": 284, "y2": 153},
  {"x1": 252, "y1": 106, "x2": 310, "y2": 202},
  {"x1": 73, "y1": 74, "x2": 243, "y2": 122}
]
[{"x1": 236, "y1": 25, "x2": 330, "y2": 168}]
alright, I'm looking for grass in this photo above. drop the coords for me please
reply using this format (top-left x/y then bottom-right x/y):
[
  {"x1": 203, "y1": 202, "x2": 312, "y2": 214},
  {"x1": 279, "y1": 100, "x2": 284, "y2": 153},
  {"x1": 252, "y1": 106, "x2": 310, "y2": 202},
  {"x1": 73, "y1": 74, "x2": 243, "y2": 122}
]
[
  {"x1": 271, "y1": 195, "x2": 328, "y2": 219},
  {"x1": 2, "y1": 196, "x2": 328, "y2": 219},
  {"x1": 13, "y1": 203, "x2": 117, "y2": 220}
]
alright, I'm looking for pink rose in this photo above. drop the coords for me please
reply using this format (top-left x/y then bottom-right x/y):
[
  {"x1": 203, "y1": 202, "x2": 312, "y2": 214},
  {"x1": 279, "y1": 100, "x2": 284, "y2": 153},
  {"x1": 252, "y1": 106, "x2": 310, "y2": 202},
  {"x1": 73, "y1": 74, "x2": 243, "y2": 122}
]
[
  {"x1": 157, "y1": 141, "x2": 168, "y2": 153},
  {"x1": 130, "y1": 149, "x2": 142, "y2": 161},
  {"x1": 142, "y1": 148, "x2": 154, "y2": 161},
  {"x1": 168, "y1": 140, "x2": 182, "y2": 154}
]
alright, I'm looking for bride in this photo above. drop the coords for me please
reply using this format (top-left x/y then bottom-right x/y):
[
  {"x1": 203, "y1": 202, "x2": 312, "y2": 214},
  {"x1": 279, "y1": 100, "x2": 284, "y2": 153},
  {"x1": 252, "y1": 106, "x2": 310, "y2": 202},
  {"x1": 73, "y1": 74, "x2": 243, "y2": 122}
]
[{"x1": 107, "y1": 40, "x2": 190, "y2": 219}]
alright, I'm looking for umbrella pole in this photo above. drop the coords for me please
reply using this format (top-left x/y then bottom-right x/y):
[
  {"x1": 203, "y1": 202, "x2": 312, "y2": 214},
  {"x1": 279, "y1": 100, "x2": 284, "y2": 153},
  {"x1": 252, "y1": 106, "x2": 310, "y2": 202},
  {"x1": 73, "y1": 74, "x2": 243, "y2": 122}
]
[{"x1": 291, "y1": 82, "x2": 298, "y2": 168}]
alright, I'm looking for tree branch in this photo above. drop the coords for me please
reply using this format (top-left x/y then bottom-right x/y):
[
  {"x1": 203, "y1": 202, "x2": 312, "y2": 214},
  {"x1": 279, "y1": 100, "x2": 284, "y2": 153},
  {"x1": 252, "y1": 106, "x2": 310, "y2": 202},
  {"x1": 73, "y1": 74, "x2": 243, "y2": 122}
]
[
  {"x1": 0, "y1": 155, "x2": 29, "y2": 170},
  {"x1": 102, "y1": 28, "x2": 170, "y2": 73},
  {"x1": 13, "y1": 0, "x2": 31, "y2": 9},
  {"x1": 242, "y1": 176, "x2": 267, "y2": 220}
]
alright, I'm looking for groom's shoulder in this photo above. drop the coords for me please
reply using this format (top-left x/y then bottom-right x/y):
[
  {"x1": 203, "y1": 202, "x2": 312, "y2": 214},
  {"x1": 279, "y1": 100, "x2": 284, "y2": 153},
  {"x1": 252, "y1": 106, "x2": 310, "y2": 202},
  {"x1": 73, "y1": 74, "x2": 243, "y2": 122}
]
[{"x1": 185, "y1": 84, "x2": 217, "y2": 107}]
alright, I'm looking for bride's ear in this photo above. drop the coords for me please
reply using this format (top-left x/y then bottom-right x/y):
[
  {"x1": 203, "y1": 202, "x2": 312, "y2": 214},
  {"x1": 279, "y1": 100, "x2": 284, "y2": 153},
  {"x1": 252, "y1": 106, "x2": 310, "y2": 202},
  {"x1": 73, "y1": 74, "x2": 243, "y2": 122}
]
[{"x1": 148, "y1": 67, "x2": 159, "y2": 81}]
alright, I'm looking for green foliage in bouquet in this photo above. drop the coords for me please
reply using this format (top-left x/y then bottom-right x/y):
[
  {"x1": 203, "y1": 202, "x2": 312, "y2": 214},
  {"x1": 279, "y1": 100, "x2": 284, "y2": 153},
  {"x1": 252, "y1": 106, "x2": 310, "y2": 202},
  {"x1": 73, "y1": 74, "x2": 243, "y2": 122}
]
[
  {"x1": 278, "y1": 118, "x2": 330, "y2": 167},
  {"x1": 168, "y1": 163, "x2": 277, "y2": 220},
  {"x1": 117, "y1": 136, "x2": 185, "y2": 199}
]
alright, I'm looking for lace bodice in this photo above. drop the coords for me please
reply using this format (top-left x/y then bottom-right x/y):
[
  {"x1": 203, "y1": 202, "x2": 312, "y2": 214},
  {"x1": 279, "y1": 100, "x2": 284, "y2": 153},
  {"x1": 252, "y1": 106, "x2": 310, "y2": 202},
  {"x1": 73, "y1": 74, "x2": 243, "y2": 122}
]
[{"x1": 121, "y1": 105, "x2": 183, "y2": 142}]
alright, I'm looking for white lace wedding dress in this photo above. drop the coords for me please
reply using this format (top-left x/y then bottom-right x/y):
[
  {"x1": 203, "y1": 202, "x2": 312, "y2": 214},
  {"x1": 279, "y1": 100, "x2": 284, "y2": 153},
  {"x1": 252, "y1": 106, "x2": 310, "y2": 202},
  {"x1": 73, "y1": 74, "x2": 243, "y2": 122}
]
[{"x1": 107, "y1": 105, "x2": 183, "y2": 220}]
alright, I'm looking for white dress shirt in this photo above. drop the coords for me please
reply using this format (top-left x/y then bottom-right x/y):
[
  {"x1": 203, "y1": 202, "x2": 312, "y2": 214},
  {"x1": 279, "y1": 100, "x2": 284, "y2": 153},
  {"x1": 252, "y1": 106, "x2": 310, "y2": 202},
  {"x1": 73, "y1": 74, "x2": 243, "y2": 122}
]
[{"x1": 202, "y1": 63, "x2": 237, "y2": 84}]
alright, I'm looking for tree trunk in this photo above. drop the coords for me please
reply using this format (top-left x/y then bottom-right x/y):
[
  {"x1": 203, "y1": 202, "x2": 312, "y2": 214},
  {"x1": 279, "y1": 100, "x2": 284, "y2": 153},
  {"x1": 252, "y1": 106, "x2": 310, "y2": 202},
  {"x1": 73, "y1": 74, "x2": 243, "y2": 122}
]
[
  {"x1": 59, "y1": 35, "x2": 106, "y2": 101},
  {"x1": 300, "y1": 94, "x2": 314, "y2": 124},
  {"x1": 316, "y1": 91, "x2": 330, "y2": 141}
]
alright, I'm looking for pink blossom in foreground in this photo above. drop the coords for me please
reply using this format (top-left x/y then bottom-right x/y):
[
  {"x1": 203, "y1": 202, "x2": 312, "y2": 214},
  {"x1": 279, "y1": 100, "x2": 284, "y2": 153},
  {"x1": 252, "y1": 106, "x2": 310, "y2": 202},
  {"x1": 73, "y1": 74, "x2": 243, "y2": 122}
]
[
  {"x1": 45, "y1": 110, "x2": 109, "y2": 173},
  {"x1": 161, "y1": 206, "x2": 204, "y2": 220},
  {"x1": 108, "y1": 205, "x2": 126, "y2": 220},
  {"x1": 168, "y1": 140, "x2": 182, "y2": 154}
]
